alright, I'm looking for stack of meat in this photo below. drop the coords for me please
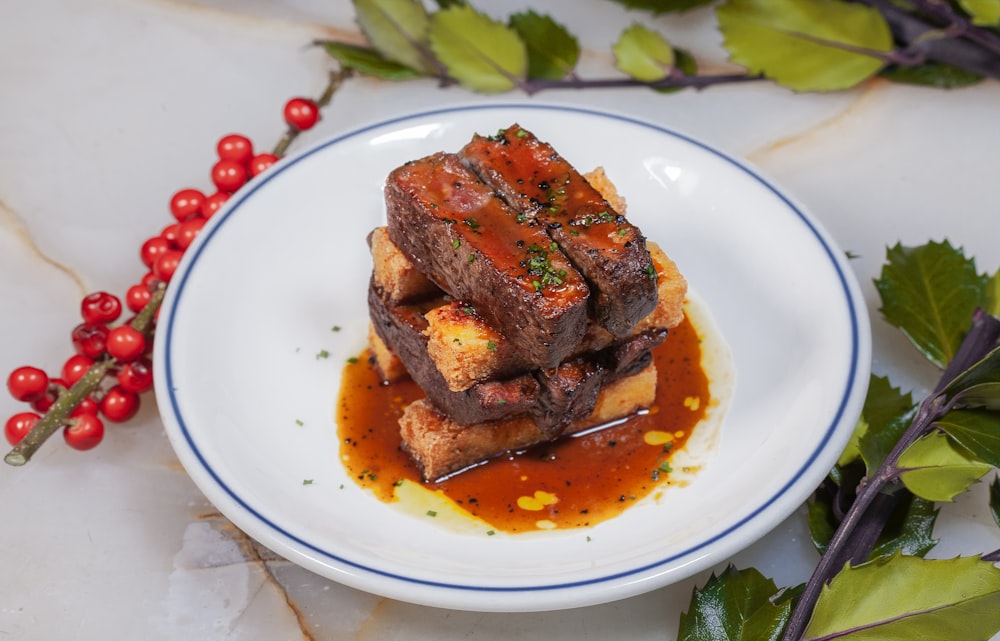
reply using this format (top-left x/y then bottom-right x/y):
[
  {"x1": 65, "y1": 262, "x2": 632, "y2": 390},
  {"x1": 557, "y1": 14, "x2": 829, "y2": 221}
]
[{"x1": 366, "y1": 125, "x2": 687, "y2": 481}]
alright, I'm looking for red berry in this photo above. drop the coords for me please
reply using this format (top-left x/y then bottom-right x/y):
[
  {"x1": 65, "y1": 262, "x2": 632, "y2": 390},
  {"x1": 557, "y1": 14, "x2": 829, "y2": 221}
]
[
  {"x1": 217, "y1": 134, "x2": 254, "y2": 164},
  {"x1": 70, "y1": 396, "x2": 99, "y2": 417},
  {"x1": 211, "y1": 159, "x2": 248, "y2": 193},
  {"x1": 61, "y1": 354, "x2": 94, "y2": 386},
  {"x1": 283, "y1": 97, "x2": 320, "y2": 131},
  {"x1": 106, "y1": 326, "x2": 146, "y2": 362},
  {"x1": 117, "y1": 357, "x2": 153, "y2": 394},
  {"x1": 169, "y1": 188, "x2": 205, "y2": 221},
  {"x1": 153, "y1": 250, "x2": 184, "y2": 282},
  {"x1": 5, "y1": 412, "x2": 40, "y2": 446},
  {"x1": 161, "y1": 222, "x2": 182, "y2": 248},
  {"x1": 80, "y1": 291, "x2": 122, "y2": 325},
  {"x1": 63, "y1": 413, "x2": 104, "y2": 451},
  {"x1": 249, "y1": 153, "x2": 278, "y2": 177},
  {"x1": 7, "y1": 366, "x2": 49, "y2": 402},
  {"x1": 125, "y1": 284, "x2": 152, "y2": 313},
  {"x1": 71, "y1": 323, "x2": 110, "y2": 359},
  {"x1": 175, "y1": 217, "x2": 206, "y2": 250},
  {"x1": 100, "y1": 385, "x2": 140, "y2": 422},
  {"x1": 140, "y1": 271, "x2": 160, "y2": 289},
  {"x1": 30, "y1": 379, "x2": 66, "y2": 413},
  {"x1": 203, "y1": 192, "x2": 230, "y2": 219},
  {"x1": 140, "y1": 236, "x2": 172, "y2": 269}
]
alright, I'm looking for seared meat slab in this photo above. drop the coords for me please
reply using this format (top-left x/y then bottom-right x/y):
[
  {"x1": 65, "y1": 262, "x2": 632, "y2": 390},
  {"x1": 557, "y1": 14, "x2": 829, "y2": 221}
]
[
  {"x1": 460, "y1": 125, "x2": 658, "y2": 336},
  {"x1": 384, "y1": 152, "x2": 590, "y2": 370}
]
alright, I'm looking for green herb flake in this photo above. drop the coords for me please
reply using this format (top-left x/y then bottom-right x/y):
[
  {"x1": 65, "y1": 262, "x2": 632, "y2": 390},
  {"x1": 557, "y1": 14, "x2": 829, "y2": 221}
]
[
  {"x1": 295, "y1": 419, "x2": 304, "y2": 426},
  {"x1": 303, "y1": 479, "x2": 314, "y2": 485},
  {"x1": 426, "y1": 510, "x2": 438, "y2": 517},
  {"x1": 468, "y1": 253, "x2": 476, "y2": 263},
  {"x1": 452, "y1": 239, "x2": 461, "y2": 249},
  {"x1": 316, "y1": 350, "x2": 330, "y2": 360},
  {"x1": 464, "y1": 217, "x2": 480, "y2": 229},
  {"x1": 331, "y1": 325, "x2": 341, "y2": 332},
  {"x1": 487, "y1": 530, "x2": 496, "y2": 536},
  {"x1": 516, "y1": 128, "x2": 528, "y2": 138},
  {"x1": 347, "y1": 356, "x2": 359, "y2": 364},
  {"x1": 487, "y1": 341, "x2": 497, "y2": 351}
]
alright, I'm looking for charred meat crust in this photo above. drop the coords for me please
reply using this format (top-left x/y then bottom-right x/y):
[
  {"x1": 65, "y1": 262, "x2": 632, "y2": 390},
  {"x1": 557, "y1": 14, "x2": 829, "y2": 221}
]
[
  {"x1": 384, "y1": 152, "x2": 590, "y2": 370},
  {"x1": 459, "y1": 125, "x2": 658, "y2": 336}
]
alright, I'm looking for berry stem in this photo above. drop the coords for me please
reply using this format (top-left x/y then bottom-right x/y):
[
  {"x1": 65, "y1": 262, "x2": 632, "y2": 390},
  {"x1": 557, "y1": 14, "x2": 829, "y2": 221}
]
[
  {"x1": 4, "y1": 286, "x2": 165, "y2": 466},
  {"x1": 272, "y1": 68, "x2": 354, "y2": 158}
]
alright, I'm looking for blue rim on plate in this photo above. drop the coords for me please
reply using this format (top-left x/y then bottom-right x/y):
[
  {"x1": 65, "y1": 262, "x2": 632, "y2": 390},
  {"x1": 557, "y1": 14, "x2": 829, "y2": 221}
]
[{"x1": 155, "y1": 103, "x2": 871, "y2": 611}]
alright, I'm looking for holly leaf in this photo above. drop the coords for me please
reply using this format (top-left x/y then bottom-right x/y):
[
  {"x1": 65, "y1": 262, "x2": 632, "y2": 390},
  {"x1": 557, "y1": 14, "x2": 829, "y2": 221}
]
[
  {"x1": 868, "y1": 495, "x2": 939, "y2": 559},
  {"x1": 985, "y1": 269, "x2": 1000, "y2": 317},
  {"x1": 319, "y1": 41, "x2": 425, "y2": 79},
  {"x1": 880, "y1": 61, "x2": 983, "y2": 88},
  {"x1": 715, "y1": 0, "x2": 893, "y2": 92},
  {"x1": 805, "y1": 553, "x2": 1000, "y2": 641},
  {"x1": 875, "y1": 240, "x2": 988, "y2": 368},
  {"x1": 934, "y1": 408, "x2": 1000, "y2": 467},
  {"x1": 428, "y1": 5, "x2": 527, "y2": 93},
  {"x1": 613, "y1": 23, "x2": 675, "y2": 82},
  {"x1": 897, "y1": 431, "x2": 992, "y2": 502},
  {"x1": 509, "y1": 10, "x2": 579, "y2": 80},
  {"x1": 605, "y1": 0, "x2": 717, "y2": 13},
  {"x1": 959, "y1": 0, "x2": 1000, "y2": 26},
  {"x1": 353, "y1": 0, "x2": 436, "y2": 73},
  {"x1": 857, "y1": 375, "x2": 916, "y2": 474},
  {"x1": 807, "y1": 494, "x2": 838, "y2": 555},
  {"x1": 941, "y1": 344, "x2": 1000, "y2": 410},
  {"x1": 678, "y1": 565, "x2": 791, "y2": 641}
]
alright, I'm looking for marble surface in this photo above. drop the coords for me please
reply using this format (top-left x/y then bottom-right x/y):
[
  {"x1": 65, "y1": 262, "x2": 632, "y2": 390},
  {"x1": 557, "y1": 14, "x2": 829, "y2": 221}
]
[{"x1": 1, "y1": 1, "x2": 998, "y2": 639}]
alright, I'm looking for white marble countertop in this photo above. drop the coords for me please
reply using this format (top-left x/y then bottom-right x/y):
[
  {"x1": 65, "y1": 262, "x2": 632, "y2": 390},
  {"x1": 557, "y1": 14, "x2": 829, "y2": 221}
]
[{"x1": 2, "y1": 2, "x2": 998, "y2": 639}]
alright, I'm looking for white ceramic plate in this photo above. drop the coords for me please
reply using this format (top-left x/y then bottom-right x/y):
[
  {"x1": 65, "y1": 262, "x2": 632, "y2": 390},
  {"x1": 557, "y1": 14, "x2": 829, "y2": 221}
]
[{"x1": 154, "y1": 104, "x2": 871, "y2": 612}]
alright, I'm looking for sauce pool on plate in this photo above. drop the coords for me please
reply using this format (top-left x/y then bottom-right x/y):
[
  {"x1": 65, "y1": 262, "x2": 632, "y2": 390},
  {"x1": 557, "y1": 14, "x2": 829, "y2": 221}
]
[{"x1": 336, "y1": 311, "x2": 717, "y2": 534}]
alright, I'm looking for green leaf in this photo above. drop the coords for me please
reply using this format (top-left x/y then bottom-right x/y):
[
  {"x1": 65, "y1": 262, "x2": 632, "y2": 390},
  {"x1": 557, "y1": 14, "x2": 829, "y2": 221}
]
[
  {"x1": 715, "y1": 0, "x2": 893, "y2": 92},
  {"x1": 319, "y1": 41, "x2": 425, "y2": 80},
  {"x1": 934, "y1": 408, "x2": 1000, "y2": 467},
  {"x1": 678, "y1": 565, "x2": 791, "y2": 641},
  {"x1": 857, "y1": 375, "x2": 916, "y2": 475},
  {"x1": 959, "y1": 0, "x2": 1000, "y2": 26},
  {"x1": 942, "y1": 345, "x2": 1000, "y2": 409},
  {"x1": 605, "y1": 0, "x2": 717, "y2": 12},
  {"x1": 875, "y1": 240, "x2": 988, "y2": 368},
  {"x1": 880, "y1": 61, "x2": 983, "y2": 88},
  {"x1": 868, "y1": 495, "x2": 939, "y2": 559},
  {"x1": 805, "y1": 553, "x2": 1000, "y2": 641},
  {"x1": 985, "y1": 269, "x2": 1000, "y2": 317},
  {"x1": 990, "y1": 474, "x2": 1000, "y2": 527},
  {"x1": 898, "y1": 431, "x2": 992, "y2": 502},
  {"x1": 508, "y1": 10, "x2": 579, "y2": 80},
  {"x1": 613, "y1": 23, "x2": 675, "y2": 82},
  {"x1": 353, "y1": 0, "x2": 436, "y2": 73},
  {"x1": 428, "y1": 5, "x2": 527, "y2": 93},
  {"x1": 807, "y1": 494, "x2": 838, "y2": 555}
]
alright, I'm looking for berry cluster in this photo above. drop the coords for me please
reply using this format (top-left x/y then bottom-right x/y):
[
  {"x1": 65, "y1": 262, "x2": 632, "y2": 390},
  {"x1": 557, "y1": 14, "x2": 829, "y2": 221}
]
[{"x1": 4, "y1": 94, "x2": 325, "y2": 463}]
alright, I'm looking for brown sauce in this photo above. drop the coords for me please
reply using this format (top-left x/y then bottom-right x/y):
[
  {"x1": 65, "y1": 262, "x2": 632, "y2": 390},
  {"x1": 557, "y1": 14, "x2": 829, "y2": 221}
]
[{"x1": 336, "y1": 314, "x2": 709, "y2": 534}]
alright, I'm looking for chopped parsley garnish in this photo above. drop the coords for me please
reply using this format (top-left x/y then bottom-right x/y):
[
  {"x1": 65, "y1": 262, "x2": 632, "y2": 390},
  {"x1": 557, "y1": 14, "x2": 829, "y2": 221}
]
[
  {"x1": 463, "y1": 217, "x2": 480, "y2": 230},
  {"x1": 303, "y1": 479, "x2": 314, "y2": 485},
  {"x1": 486, "y1": 341, "x2": 497, "y2": 351},
  {"x1": 331, "y1": 325, "x2": 341, "y2": 332},
  {"x1": 316, "y1": 350, "x2": 330, "y2": 360},
  {"x1": 347, "y1": 356, "x2": 359, "y2": 364},
  {"x1": 452, "y1": 239, "x2": 461, "y2": 249},
  {"x1": 426, "y1": 510, "x2": 438, "y2": 517},
  {"x1": 295, "y1": 419, "x2": 304, "y2": 426}
]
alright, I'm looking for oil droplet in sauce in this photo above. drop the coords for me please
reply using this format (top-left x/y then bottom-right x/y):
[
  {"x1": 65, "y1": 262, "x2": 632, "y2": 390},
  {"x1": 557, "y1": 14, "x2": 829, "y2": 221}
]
[{"x1": 337, "y1": 314, "x2": 711, "y2": 534}]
